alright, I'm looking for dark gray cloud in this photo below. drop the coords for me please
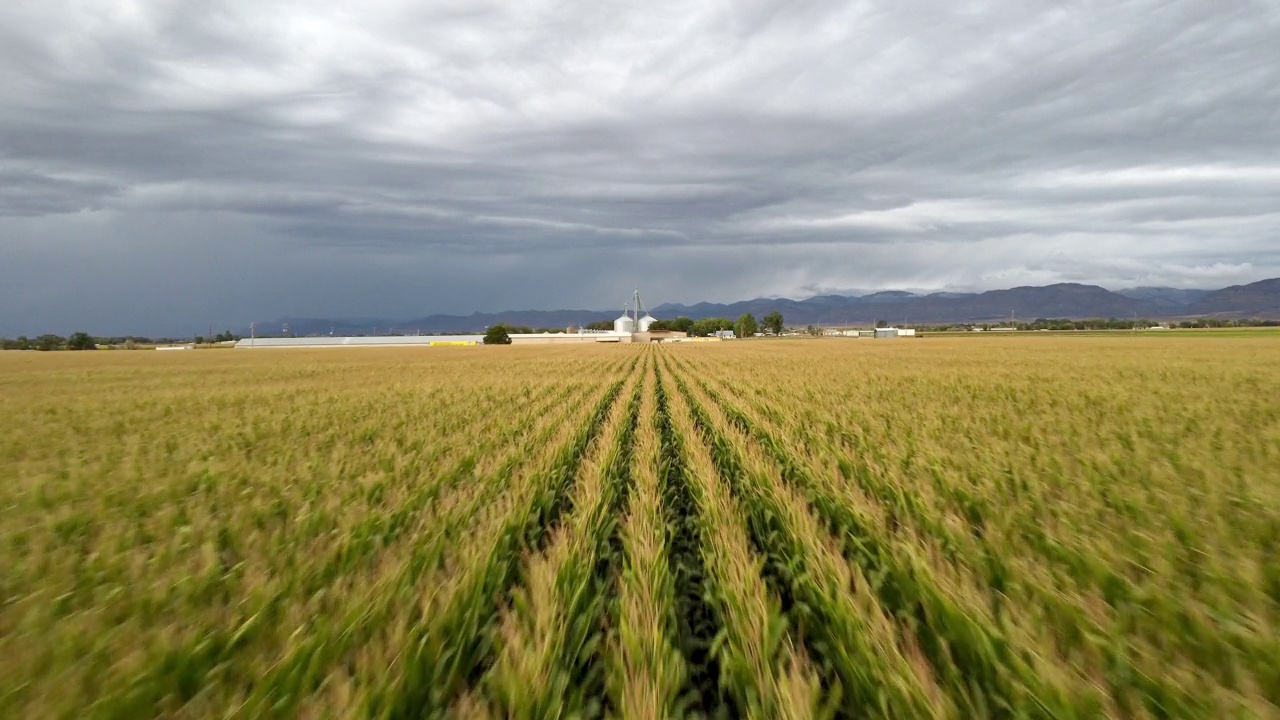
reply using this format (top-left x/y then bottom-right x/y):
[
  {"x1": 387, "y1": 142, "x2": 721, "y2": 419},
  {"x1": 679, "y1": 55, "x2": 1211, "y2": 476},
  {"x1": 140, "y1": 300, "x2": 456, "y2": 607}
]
[{"x1": 2, "y1": 0, "x2": 1279, "y2": 334}]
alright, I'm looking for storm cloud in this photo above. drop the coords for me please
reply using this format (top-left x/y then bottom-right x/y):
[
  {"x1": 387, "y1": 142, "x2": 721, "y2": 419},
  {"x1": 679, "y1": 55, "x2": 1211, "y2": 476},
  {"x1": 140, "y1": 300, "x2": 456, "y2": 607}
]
[{"x1": 2, "y1": 0, "x2": 1278, "y2": 334}]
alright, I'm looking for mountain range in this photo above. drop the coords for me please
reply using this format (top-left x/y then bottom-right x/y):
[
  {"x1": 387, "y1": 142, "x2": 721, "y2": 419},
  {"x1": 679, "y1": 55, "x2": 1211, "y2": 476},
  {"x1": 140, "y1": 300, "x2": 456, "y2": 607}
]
[{"x1": 250, "y1": 277, "x2": 1280, "y2": 336}]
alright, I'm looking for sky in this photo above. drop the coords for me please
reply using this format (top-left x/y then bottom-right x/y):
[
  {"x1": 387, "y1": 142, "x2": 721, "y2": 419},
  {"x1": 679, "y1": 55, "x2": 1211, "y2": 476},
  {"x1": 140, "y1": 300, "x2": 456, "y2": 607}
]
[{"x1": 2, "y1": 0, "x2": 1279, "y2": 335}]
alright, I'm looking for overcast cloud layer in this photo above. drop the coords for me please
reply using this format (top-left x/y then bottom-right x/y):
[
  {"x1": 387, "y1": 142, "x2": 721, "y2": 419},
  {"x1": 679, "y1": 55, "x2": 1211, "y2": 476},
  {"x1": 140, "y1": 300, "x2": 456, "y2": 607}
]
[{"x1": 2, "y1": 0, "x2": 1279, "y2": 334}]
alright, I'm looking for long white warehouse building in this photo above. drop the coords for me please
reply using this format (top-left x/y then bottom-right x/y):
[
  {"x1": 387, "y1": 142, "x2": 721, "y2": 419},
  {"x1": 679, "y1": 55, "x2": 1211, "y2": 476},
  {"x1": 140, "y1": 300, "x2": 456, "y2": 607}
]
[
  {"x1": 232, "y1": 329, "x2": 653, "y2": 348},
  {"x1": 235, "y1": 335, "x2": 482, "y2": 348}
]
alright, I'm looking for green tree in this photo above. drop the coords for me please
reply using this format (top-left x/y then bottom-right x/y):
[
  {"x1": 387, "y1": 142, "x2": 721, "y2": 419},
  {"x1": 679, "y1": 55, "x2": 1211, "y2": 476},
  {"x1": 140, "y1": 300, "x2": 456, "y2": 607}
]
[
  {"x1": 762, "y1": 311, "x2": 784, "y2": 335},
  {"x1": 67, "y1": 332, "x2": 97, "y2": 350},
  {"x1": 671, "y1": 316, "x2": 694, "y2": 333},
  {"x1": 736, "y1": 313, "x2": 758, "y2": 338},
  {"x1": 483, "y1": 325, "x2": 512, "y2": 345},
  {"x1": 34, "y1": 334, "x2": 65, "y2": 351},
  {"x1": 686, "y1": 317, "x2": 735, "y2": 337}
]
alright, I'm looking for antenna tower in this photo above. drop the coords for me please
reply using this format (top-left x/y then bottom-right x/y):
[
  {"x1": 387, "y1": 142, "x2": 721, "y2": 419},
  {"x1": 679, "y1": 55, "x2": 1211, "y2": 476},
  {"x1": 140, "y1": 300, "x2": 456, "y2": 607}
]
[{"x1": 631, "y1": 287, "x2": 646, "y2": 326}]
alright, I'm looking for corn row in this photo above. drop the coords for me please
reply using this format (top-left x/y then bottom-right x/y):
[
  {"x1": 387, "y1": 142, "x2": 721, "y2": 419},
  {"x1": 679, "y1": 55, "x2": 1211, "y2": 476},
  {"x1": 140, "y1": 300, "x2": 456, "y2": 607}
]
[
  {"x1": 674, "y1": 351, "x2": 1242, "y2": 718},
  {"x1": 285, "y1": 379, "x2": 589, "y2": 600},
  {"x1": 220, "y1": 376, "x2": 610, "y2": 719},
  {"x1": 82, "y1": 377, "x2": 592, "y2": 720},
  {"x1": 666, "y1": 361, "x2": 947, "y2": 719},
  {"x1": 359, "y1": 369, "x2": 632, "y2": 719},
  {"x1": 608, "y1": 356, "x2": 688, "y2": 720},
  {"x1": 698, "y1": 377, "x2": 1079, "y2": 716},
  {"x1": 699, "y1": 370, "x2": 1147, "y2": 711},
  {"x1": 743, "y1": 376, "x2": 1280, "y2": 711},
  {"x1": 660, "y1": 364, "x2": 826, "y2": 720},
  {"x1": 474, "y1": 360, "x2": 645, "y2": 718}
]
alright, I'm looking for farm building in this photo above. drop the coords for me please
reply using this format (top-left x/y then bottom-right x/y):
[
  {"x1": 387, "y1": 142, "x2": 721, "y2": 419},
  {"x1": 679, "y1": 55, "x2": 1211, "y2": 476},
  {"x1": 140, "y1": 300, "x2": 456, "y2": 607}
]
[{"x1": 872, "y1": 328, "x2": 917, "y2": 338}]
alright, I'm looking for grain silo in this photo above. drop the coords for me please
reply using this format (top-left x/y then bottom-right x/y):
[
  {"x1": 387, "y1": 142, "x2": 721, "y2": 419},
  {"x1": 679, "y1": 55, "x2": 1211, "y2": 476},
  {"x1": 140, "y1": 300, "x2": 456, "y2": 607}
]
[{"x1": 619, "y1": 288, "x2": 687, "y2": 342}]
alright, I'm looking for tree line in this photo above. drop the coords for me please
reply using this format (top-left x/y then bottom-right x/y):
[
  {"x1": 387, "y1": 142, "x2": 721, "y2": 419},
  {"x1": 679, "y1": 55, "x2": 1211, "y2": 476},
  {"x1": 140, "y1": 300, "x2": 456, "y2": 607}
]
[
  {"x1": 0, "y1": 333, "x2": 98, "y2": 351},
  {"x1": 632, "y1": 311, "x2": 784, "y2": 337},
  {"x1": 1, "y1": 330, "x2": 241, "y2": 350}
]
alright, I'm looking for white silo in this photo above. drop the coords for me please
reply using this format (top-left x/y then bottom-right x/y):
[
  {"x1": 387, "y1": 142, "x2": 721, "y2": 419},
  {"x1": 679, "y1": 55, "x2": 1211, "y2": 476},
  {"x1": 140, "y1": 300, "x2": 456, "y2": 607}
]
[
  {"x1": 637, "y1": 314, "x2": 658, "y2": 332},
  {"x1": 614, "y1": 314, "x2": 635, "y2": 334}
]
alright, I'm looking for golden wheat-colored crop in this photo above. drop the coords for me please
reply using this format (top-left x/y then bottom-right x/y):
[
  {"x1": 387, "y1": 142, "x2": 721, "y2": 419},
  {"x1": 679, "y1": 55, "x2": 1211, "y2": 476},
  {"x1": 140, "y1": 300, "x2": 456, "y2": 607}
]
[{"x1": 1, "y1": 335, "x2": 1276, "y2": 719}]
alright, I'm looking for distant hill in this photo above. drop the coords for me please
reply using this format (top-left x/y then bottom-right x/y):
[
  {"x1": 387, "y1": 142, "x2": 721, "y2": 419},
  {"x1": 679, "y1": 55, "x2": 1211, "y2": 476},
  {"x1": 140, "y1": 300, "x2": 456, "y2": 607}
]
[
  {"x1": 246, "y1": 278, "x2": 1279, "y2": 335},
  {"x1": 1185, "y1": 278, "x2": 1280, "y2": 317},
  {"x1": 655, "y1": 283, "x2": 1155, "y2": 325},
  {"x1": 1115, "y1": 286, "x2": 1210, "y2": 310},
  {"x1": 863, "y1": 291, "x2": 923, "y2": 303}
]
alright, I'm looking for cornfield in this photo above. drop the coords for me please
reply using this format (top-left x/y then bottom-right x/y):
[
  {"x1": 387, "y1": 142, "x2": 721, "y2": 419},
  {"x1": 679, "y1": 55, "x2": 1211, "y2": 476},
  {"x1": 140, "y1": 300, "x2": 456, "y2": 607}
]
[{"x1": 2, "y1": 337, "x2": 1277, "y2": 719}]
